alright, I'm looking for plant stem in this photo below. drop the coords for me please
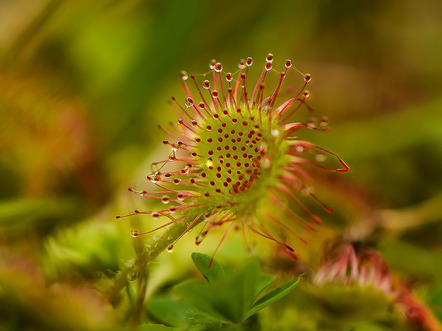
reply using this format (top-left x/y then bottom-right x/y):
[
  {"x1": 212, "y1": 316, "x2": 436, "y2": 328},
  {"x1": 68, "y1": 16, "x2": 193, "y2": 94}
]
[
  {"x1": 107, "y1": 213, "x2": 203, "y2": 321},
  {"x1": 133, "y1": 245, "x2": 148, "y2": 324},
  {"x1": 146, "y1": 212, "x2": 203, "y2": 262}
]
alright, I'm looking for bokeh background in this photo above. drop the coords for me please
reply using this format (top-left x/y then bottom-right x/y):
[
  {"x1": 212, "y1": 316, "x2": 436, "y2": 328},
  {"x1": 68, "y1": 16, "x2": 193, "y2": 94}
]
[{"x1": 1, "y1": 0, "x2": 441, "y2": 330}]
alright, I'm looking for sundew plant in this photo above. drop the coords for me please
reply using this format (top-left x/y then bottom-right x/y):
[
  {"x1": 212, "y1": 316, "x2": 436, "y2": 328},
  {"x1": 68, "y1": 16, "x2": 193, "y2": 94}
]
[
  {"x1": 114, "y1": 56, "x2": 442, "y2": 330},
  {"x1": 118, "y1": 54, "x2": 349, "y2": 266},
  {"x1": 2, "y1": 2, "x2": 442, "y2": 331}
]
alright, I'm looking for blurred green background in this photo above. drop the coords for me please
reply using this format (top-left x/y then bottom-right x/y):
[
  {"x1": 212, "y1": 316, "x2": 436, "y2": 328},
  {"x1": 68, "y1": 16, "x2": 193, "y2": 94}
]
[{"x1": 1, "y1": 0, "x2": 441, "y2": 330}]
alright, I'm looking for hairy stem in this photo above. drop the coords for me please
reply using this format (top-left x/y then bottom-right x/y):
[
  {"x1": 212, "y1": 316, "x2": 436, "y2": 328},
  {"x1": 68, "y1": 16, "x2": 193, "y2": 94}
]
[
  {"x1": 145, "y1": 212, "x2": 203, "y2": 261},
  {"x1": 132, "y1": 232, "x2": 148, "y2": 324},
  {"x1": 107, "y1": 213, "x2": 203, "y2": 321}
]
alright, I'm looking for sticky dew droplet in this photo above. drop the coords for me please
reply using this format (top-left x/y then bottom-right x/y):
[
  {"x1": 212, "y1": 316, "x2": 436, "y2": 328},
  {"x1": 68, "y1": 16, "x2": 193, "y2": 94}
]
[
  {"x1": 319, "y1": 117, "x2": 329, "y2": 127},
  {"x1": 172, "y1": 141, "x2": 182, "y2": 152},
  {"x1": 185, "y1": 97, "x2": 194, "y2": 108},
  {"x1": 167, "y1": 245, "x2": 174, "y2": 252},
  {"x1": 181, "y1": 71, "x2": 188, "y2": 81},
  {"x1": 131, "y1": 230, "x2": 139, "y2": 237},
  {"x1": 295, "y1": 145, "x2": 304, "y2": 153},
  {"x1": 195, "y1": 233, "x2": 205, "y2": 245},
  {"x1": 306, "y1": 120, "x2": 317, "y2": 129},
  {"x1": 315, "y1": 153, "x2": 326, "y2": 162},
  {"x1": 271, "y1": 129, "x2": 280, "y2": 137},
  {"x1": 263, "y1": 157, "x2": 272, "y2": 168},
  {"x1": 147, "y1": 172, "x2": 159, "y2": 184},
  {"x1": 265, "y1": 62, "x2": 272, "y2": 71},
  {"x1": 215, "y1": 62, "x2": 223, "y2": 72},
  {"x1": 301, "y1": 186, "x2": 314, "y2": 196}
]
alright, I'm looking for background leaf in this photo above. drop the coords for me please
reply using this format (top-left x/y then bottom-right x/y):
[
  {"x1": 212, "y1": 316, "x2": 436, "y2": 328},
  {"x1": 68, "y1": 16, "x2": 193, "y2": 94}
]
[
  {"x1": 255, "y1": 274, "x2": 275, "y2": 297},
  {"x1": 175, "y1": 261, "x2": 260, "y2": 323},
  {"x1": 247, "y1": 278, "x2": 300, "y2": 318},
  {"x1": 191, "y1": 252, "x2": 231, "y2": 284}
]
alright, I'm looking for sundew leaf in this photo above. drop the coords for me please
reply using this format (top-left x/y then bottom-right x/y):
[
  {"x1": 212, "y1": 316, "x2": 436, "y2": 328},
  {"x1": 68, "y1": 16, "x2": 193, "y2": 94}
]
[{"x1": 246, "y1": 278, "x2": 300, "y2": 319}]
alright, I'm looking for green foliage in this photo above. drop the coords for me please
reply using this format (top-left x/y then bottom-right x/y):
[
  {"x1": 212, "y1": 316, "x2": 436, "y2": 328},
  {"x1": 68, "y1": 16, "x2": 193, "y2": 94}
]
[
  {"x1": 42, "y1": 217, "x2": 129, "y2": 279},
  {"x1": 0, "y1": 197, "x2": 82, "y2": 235},
  {"x1": 303, "y1": 284, "x2": 399, "y2": 324},
  {"x1": 136, "y1": 324, "x2": 180, "y2": 331},
  {"x1": 148, "y1": 253, "x2": 299, "y2": 329},
  {"x1": 1, "y1": 1, "x2": 442, "y2": 330},
  {"x1": 381, "y1": 239, "x2": 442, "y2": 280},
  {"x1": 428, "y1": 285, "x2": 442, "y2": 321}
]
